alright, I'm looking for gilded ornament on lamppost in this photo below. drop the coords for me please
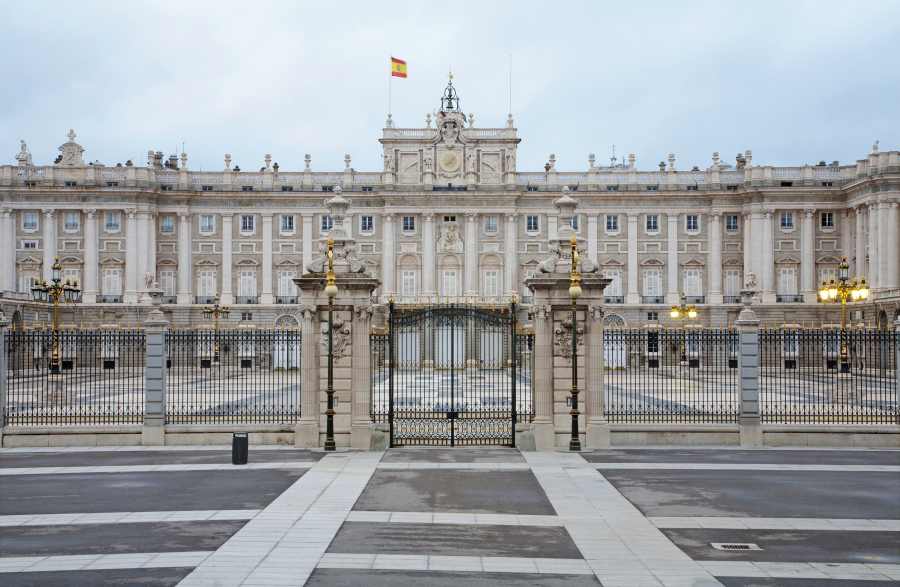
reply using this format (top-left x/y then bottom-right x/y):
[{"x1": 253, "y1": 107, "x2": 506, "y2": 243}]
[{"x1": 817, "y1": 257, "x2": 869, "y2": 373}]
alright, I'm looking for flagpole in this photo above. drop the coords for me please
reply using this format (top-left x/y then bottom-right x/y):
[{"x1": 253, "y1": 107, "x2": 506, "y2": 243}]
[{"x1": 388, "y1": 55, "x2": 392, "y2": 117}]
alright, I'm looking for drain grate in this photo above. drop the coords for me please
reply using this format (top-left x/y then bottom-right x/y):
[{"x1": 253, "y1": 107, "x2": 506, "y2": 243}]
[{"x1": 711, "y1": 542, "x2": 763, "y2": 551}]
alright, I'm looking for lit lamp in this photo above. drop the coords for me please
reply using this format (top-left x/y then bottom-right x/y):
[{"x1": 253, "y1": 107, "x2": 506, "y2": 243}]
[
  {"x1": 323, "y1": 238, "x2": 338, "y2": 451},
  {"x1": 670, "y1": 293, "x2": 699, "y2": 365},
  {"x1": 31, "y1": 258, "x2": 82, "y2": 374},
  {"x1": 817, "y1": 257, "x2": 868, "y2": 373},
  {"x1": 568, "y1": 234, "x2": 582, "y2": 452},
  {"x1": 202, "y1": 295, "x2": 230, "y2": 363}
]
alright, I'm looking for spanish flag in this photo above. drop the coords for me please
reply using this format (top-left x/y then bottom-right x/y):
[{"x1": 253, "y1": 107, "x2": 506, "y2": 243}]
[{"x1": 391, "y1": 57, "x2": 407, "y2": 78}]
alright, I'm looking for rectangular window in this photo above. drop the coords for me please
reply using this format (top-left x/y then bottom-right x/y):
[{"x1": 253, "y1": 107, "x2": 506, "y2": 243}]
[
  {"x1": 21, "y1": 240, "x2": 38, "y2": 249},
  {"x1": 647, "y1": 311, "x2": 659, "y2": 322},
  {"x1": 101, "y1": 268, "x2": 122, "y2": 295},
  {"x1": 645, "y1": 214, "x2": 659, "y2": 233},
  {"x1": 482, "y1": 270, "x2": 500, "y2": 298},
  {"x1": 239, "y1": 271, "x2": 257, "y2": 297},
  {"x1": 603, "y1": 269, "x2": 622, "y2": 297},
  {"x1": 685, "y1": 214, "x2": 699, "y2": 233},
  {"x1": 321, "y1": 215, "x2": 333, "y2": 232},
  {"x1": 777, "y1": 266, "x2": 797, "y2": 295},
  {"x1": 724, "y1": 270, "x2": 741, "y2": 297},
  {"x1": 441, "y1": 270, "x2": 458, "y2": 298},
  {"x1": 570, "y1": 215, "x2": 579, "y2": 230},
  {"x1": 684, "y1": 268, "x2": 703, "y2": 297},
  {"x1": 401, "y1": 270, "x2": 417, "y2": 298},
  {"x1": 725, "y1": 215, "x2": 739, "y2": 232},
  {"x1": 281, "y1": 185, "x2": 294, "y2": 192},
  {"x1": 22, "y1": 211, "x2": 38, "y2": 231},
  {"x1": 64, "y1": 212, "x2": 80, "y2": 232},
  {"x1": 159, "y1": 270, "x2": 176, "y2": 297},
  {"x1": 280, "y1": 215, "x2": 295, "y2": 233},
  {"x1": 240, "y1": 214, "x2": 255, "y2": 233},
  {"x1": 201, "y1": 185, "x2": 214, "y2": 191},
  {"x1": 19, "y1": 274, "x2": 38, "y2": 294},
  {"x1": 360, "y1": 215, "x2": 374, "y2": 233},
  {"x1": 820, "y1": 211, "x2": 834, "y2": 228},
  {"x1": 484, "y1": 216, "x2": 498, "y2": 234},
  {"x1": 197, "y1": 270, "x2": 216, "y2": 297},
  {"x1": 780, "y1": 211, "x2": 794, "y2": 230},
  {"x1": 199, "y1": 214, "x2": 215, "y2": 234},
  {"x1": 160, "y1": 215, "x2": 174, "y2": 233},
  {"x1": 241, "y1": 185, "x2": 254, "y2": 192},
  {"x1": 819, "y1": 267, "x2": 837, "y2": 284},
  {"x1": 402, "y1": 215, "x2": 415, "y2": 232},
  {"x1": 104, "y1": 211, "x2": 121, "y2": 232},
  {"x1": 278, "y1": 271, "x2": 297, "y2": 297},
  {"x1": 526, "y1": 215, "x2": 539, "y2": 233},
  {"x1": 643, "y1": 269, "x2": 661, "y2": 296},
  {"x1": 605, "y1": 215, "x2": 619, "y2": 233},
  {"x1": 62, "y1": 267, "x2": 80, "y2": 286}
]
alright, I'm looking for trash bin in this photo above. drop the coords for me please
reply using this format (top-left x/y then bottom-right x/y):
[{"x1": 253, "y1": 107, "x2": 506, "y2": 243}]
[{"x1": 232, "y1": 432, "x2": 248, "y2": 465}]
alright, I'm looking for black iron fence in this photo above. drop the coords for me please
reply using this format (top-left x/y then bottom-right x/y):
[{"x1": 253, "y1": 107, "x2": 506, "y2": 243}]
[
  {"x1": 165, "y1": 330, "x2": 301, "y2": 424},
  {"x1": 4, "y1": 330, "x2": 145, "y2": 426},
  {"x1": 760, "y1": 329, "x2": 897, "y2": 424},
  {"x1": 603, "y1": 329, "x2": 739, "y2": 423}
]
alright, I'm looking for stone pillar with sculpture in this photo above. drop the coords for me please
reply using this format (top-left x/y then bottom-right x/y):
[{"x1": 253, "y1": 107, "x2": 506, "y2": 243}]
[
  {"x1": 524, "y1": 188, "x2": 611, "y2": 450},
  {"x1": 293, "y1": 186, "x2": 380, "y2": 449}
]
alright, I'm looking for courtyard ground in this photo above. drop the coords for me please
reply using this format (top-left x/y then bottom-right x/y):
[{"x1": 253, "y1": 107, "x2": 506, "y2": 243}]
[{"x1": 0, "y1": 445, "x2": 897, "y2": 586}]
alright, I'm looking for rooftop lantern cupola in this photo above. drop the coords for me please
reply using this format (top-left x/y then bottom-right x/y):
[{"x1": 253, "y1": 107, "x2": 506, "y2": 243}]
[{"x1": 440, "y1": 72, "x2": 460, "y2": 112}]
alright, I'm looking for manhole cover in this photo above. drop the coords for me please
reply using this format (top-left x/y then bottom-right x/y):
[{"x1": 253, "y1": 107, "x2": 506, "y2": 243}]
[{"x1": 711, "y1": 542, "x2": 763, "y2": 551}]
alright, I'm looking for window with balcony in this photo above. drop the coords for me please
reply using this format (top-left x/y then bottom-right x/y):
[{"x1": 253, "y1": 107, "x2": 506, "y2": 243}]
[
  {"x1": 777, "y1": 266, "x2": 800, "y2": 302},
  {"x1": 642, "y1": 269, "x2": 662, "y2": 303},
  {"x1": 360, "y1": 215, "x2": 374, "y2": 233},
  {"x1": 280, "y1": 214, "x2": 295, "y2": 234},
  {"x1": 645, "y1": 214, "x2": 659, "y2": 233},
  {"x1": 159, "y1": 270, "x2": 176, "y2": 302},
  {"x1": 482, "y1": 270, "x2": 500, "y2": 298},
  {"x1": 602, "y1": 269, "x2": 623, "y2": 303},
  {"x1": 684, "y1": 268, "x2": 704, "y2": 303},
  {"x1": 64, "y1": 212, "x2": 80, "y2": 232},
  {"x1": 238, "y1": 270, "x2": 258, "y2": 303},
  {"x1": 321, "y1": 215, "x2": 333, "y2": 232},
  {"x1": 484, "y1": 215, "x2": 498, "y2": 234},
  {"x1": 526, "y1": 215, "x2": 539, "y2": 233},
  {"x1": 101, "y1": 268, "x2": 122, "y2": 301},
  {"x1": 197, "y1": 270, "x2": 216, "y2": 301},
  {"x1": 277, "y1": 270, "x2": 297, "y2": 303},
  {"x1": 104, "y1": 211, "x2": 121, "y2": 233},
  {"x1": 199, "y1": 215, "x2": 215, "y2": 234},
  {"x1": 685, "y1": 214, "x2": 699, "y2": 233},
  {"x1": 605, "y1": 215, "x2": 619, "y2": 233},
  {"x1": 22, "y1": 211, "x2": 38, "y2": 232},
  {"x1": 725, "y1": 214, "x2": 739, "y2": 232},
  {"x1": 402, "y1": 215, "x2": 415, "y2": 232},
  {"x1": 820, "y1": 211, "x2": 834, "y2": 229},
  {"x1": 724, "y1": 269, "x2": 742, "y2": 303},
  {"x1": 780, "y1": 211, "x2": 794, "y2": 230},
  {"x1": 240, "y1": 215, "x2": 255, "y2": 234},
  {"x1": 401, "y1": 270, "x2": 417, "y2": 299},
  {"x1": 160, "y1": 215, "x2": 174, "y2": 234}
]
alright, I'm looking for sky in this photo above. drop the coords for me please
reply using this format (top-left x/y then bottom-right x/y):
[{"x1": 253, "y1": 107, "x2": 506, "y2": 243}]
[{"x1": 2, "y1": 0, "x2": 899, "y2": 173}]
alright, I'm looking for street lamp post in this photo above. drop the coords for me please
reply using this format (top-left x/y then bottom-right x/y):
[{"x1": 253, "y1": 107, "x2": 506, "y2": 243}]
[
  {"x1": 818, "y1": 257, "x2": 869, "y2": 373},
  {"x1": 568, "y1": 235, "x2": 582, "y2": 452},
  {"x1": 323, "y1": 238, "x2": 339, "y2": 451},
  {"x1": 202, "y1": 295, "x2": 230, "y2": 363},
  {"x1": 670, "y1": 293, "x2": 698, "y2": 364},
  {"x1": 31, "y1": 257, "x2": 82, "y2": 374}
]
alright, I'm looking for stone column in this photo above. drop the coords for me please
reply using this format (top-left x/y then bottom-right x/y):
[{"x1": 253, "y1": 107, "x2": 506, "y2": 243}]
[
  {"x1": 548, "y1": 215, "x2": 558, "y2": 241},
  {"x1": 531, "y1": 304, "x2": 554, "y2": 448},
  {"x1": 296, "y1": 304, "x2": 320, "y2": 446},
  {"x1": 42, "y1": 209, "x2": 57, "y2": 282},
  {"x1": 136, "y1": 211, "x2": 149, "y2": 302},
  {"x1": 302, "y1": 214, "x2": 314, "y2": 274},
  {"x1": 260, "y1": 213, "x2": 274, "y2": 304},
  {"x1": 350, "y1": 303, "x2": 373, "y2": 448},
  {"x1": 422, "y1": 213, "x2": 436, "y2": 298},
  {"x1": 868, "y1": 204, "x2": 878, "y2": 289},
  {"x1": 176, "y1": 212, "x2": 192, "y2": 304},
  {"x1": 760, "y1": 211, "x2": 775, "y2": 303},
  {"x1": 708, "y1": 211, "x2": 723, "y2": 305},
  {"x1": 381, "y1": 213, "x2": 395, "y2": 299},
  {"x1": 801, "y1": 208, "x2": 816, "y2": 302},
  {"x1": 585, "y1": 304, "x2": 609, "y2": 448},
  {"x1": 666, "y1": 213, "x2": 679, "y2": 303},
  {"x1": 841, "y1": 210, "x2": 853, "y2": 276},
  {"x1": 587, "y1": 214, "x2": 599, "y2": 265},
  {"x1": 220, "y1": 214, "x2": 233, "y2": 304},
  {"x1": 148, "y1": 213, "x2": 157, "y2": 283},
  {"x1": 736, "y1": 297, "x2": 762, "y2": 447},
  {"x1": 504, "y1": 213, "x2": 518, "y2": 297},
  {"x1": 743, "y1": 212, "x2": 753, "y2": 284},
  {"x1": 886, "y1": 203, "x2": 899, "y2": 288},
  {"x1": 464, "y1": 212, "x2": 478, "y2": 297},
  {"x1": 626, "y1": 214, "x2": 640, "y2": 304},
  {"x1": 124, "y1": 209, "x2": 138, "y2": 303},
  {"x1": 855, "y1": 207, "x2": 865, "y2": 279},
  {"x1": 0, "y1": 209, "x2": 13, "y2": 293},
  {"x1": 142, "y1": 309, "x2": 168, "y2": 446},
  {"x1": 83, "y1": 209, "x2": 99, "y2": 303}
]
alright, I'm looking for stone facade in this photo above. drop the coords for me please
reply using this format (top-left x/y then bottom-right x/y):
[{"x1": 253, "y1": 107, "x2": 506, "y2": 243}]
[{"x1": 2, "y1": 86, "x2": 900, "y2": 329}]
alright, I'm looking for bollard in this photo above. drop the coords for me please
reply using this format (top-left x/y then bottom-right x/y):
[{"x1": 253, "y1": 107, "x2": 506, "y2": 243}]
[{"x1": 232, "y1": 432, "x2": 249, "y2": 465}]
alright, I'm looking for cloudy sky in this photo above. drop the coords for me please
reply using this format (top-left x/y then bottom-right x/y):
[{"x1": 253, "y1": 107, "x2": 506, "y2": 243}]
[{"x1": 3, "y1": 0, "x2": 898, "y2": 173}]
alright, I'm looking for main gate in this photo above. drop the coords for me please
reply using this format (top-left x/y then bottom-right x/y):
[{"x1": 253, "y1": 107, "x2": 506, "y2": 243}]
[{"x1": 371, "y1": 302, "x2": 533, "y2": 447}]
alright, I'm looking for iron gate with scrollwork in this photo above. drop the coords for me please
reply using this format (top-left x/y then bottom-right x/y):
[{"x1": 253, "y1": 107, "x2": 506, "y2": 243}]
[{"x1": 371, "y1": 302, "x2": 533, "y2": 447}]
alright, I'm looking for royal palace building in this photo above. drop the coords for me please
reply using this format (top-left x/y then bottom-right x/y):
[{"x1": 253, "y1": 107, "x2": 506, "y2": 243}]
[{"x1": 1, "y1": 82, "x2": 899, "y2": 329}]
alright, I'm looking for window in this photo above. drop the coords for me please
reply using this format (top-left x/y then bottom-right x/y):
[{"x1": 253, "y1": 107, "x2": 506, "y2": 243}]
[
  {"x1": 160, "y1": 215, "x2": 174, "y2": 233},
  {"x1": 201, "y1": 185, "x2": 214, "y2": 191},
  {"x1": 527, "y1": 185, "x2": 539, "y2": 192},
  {"x1": 444, "y1": 215, "x2": 457, "y2": 223},
  {"x1": 777, "y1": 267, "x2": 798, "y2": 295},
  {"x1": 62, "y1": 268, "x2": 80, "y2": 286},
  {"x1": 484, "y1": 216, "x2": 498, "y2": 234},
  {"x1": 21, "y1": 240, "x2": 38, "y2": 249},
  {"x1": 239, "y1": 271, "x2": 257, "y2": 297},
  {"x1": 321, "y1": 215, "x2": 333, "y2": 232},
  {"x1": 402, "y1": 216, "x2": 415, "y2": 232},
  {"x1": 401, "y1": 270, "x2": 417, "y2": 298},
  {"x1": 603, "y1": 269, "x2": 622, "y2": 297},
  {"x1": 199, "y1": 214, "x2": 215, "y2": 234},
  {"x1": 240, "y1": 215, "x2": 255, "y2": 234},
  {"x1": 241, "y1": 185, "x2": 254, "y2": 192},
  {"x1": 605, "y1": 215, "x2": 619, "y2": 233},
  {"x1": 819, "y1": 267, "x2": 837, "y2": 285},
  {"x1": 725, "y1": 215, "x2": 739, "y2": 232},
  {"x1": 684, "y1": 269, "x2": 703, "y2": 297},
  {"x1": 645, "y1": 214, "x2": 659, "y2": 233},
  {"x1": 102, "y1": 268, "x2": 122, "y2": 295},
  {"x1": 280, "y1": 215, "x2": 295, "y2": 233},
  {"x1": 278, "y1": 271, "x2": 297, "y2": 297},
  {"x1": 482, "y1": 270, "x2": 500, "y2": 298},
  {"x1": 780, "y1": 212, "x2": 794, "y2": 230},
  {"x1": 18, "y1": 274, "x2": 37, "y2": 294},
  {"x1": 281, "y1": 185, "x2": 294, "y2": 192},
  {"x1": 647, "y1": 311, "x2": 659, "y2": 322},
  {"x1": 160, "y1": 270, "x2": 176, "y2": 297},
  {"x1": 606, "y1": 185, "x2": 619, "y2": 192},
  {"x1": 64, "y1": 212, "x2": 80, "y2": 232},
  {"x1": 64, "y1": 180, "x2": 78, "y2": 187},
  {"x1": 361, "y1": 186, "x2": 374, "y2": 192},
  {"x1": 685, "y1": 214, "x2": 699, "y2": 233},
  {"x1": 686, "y1": 185, "x2": 699, "y2": 191},
  {"x1": 724, "y1": 270, "x2": 741, "y2": 297},
  {"x1": 22, "y1": 211, "x2": 38, "y2": 231},
  {"x1": 197, "y1": 270, "x2": 216, "y2": 297},
  {"x1": 241, "y1": 312, "x2": 253, "y2": 321},
  {"x1": 160, "y1": 185, "x2": 173, "y2": 192},
  {"x1": 643, "y1": 269, "x2": 661, "y2": 297},
  {"x1": 360, "y1": 215, "x2": 373, "y2": 233},
  {"x1": 104, "y1": 211, "x2": 121, "y2": 232},
  {"x1": 526, "y1": 215, "x2": 539, "y2": 233},
  {"x1": 646, "y1": 185, "x2": 658, "y2": 191},
  {"x1": 569, "y1": 215, "x2": 579, "y2": 230},
  {"x1": 441, "y1": 270, "x2": 459, "y2": 297},
  {"x1": 820, "y1": 211, "x2": 834, "y2": 229}
]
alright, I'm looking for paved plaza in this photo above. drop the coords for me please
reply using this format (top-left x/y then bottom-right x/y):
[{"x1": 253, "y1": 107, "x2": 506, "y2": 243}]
[{"x1": 0, "y1": 446, "x2": 898, "y2": 586}]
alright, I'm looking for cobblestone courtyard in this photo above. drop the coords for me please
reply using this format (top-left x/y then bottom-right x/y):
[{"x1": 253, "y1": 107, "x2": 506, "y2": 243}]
[{"x1": 0, "y1": 446, "x2": 898, "y2": 586}]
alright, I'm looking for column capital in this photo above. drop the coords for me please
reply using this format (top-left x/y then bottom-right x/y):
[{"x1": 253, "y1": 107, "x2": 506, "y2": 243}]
[
  {"x1": 382, "y1": 212, "x2": 395, "y2": 221},
  {"x1": 627, "y1": 213, "x2": 639, "y2": 221},
  {"x1": 177, "y1": 210, "x2": 191, "y2": 219},
  {"x1": 890, "y1": 202, "x2": 899, "y2": 210},
  {"x1": 710, "y1": 209, "x2": 723, "y2": 219},
  {"x1": 804, "y1": 208, "x2": 815, "y2": 218},
  {"x1": 42, "y1": 208, "x2": 55, "y2": 218},
  {"x1": 423, "y1": 212, "x2": 434, "y2": 221},
  {"x1": 126, "y1": 208, "x2": 137, "y2": 219},
  {"x1": 301, "y1": 212, "x2": 315, "y2": 220},
  {"x1": 220, "y1": 212, "x2": 234, "y2": 220},
  {"x1": 465, "y1": 211, "x2": 478, "y2": 221},
  {"x1": 84, "y1": 208, "x2": 97, "y2": 218},
  {"x1": 261, "y1": 212, "x2": 274, "y2": 220},
  {"x1": 0, "y1": 208, "x2": 12, "y2": 218}
]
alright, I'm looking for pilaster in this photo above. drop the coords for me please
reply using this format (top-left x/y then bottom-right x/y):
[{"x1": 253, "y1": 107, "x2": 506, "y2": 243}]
[
  {"x1": 625, "y1": 214, "x2": 640, "y2": 304},
  {"x1": 708, "y1": 211, "x2": 723, "y2": 305},
  {"x1": 302, "y1": 214, "x2": 314, "y2": 275},
  {"x1": 464, "y1": 212, "x2": 478, "y2": 296},
  {"x1": 760, "y1": 211, "x2": 776, "y2": 304},
  {"x1": 504, "y1": 213, "x2": 518, "y2": 297},
  {"x1": 381, "y1": 213, "x2": 395, "y2": 299},
  {"x1": 801, "y1": 208, "x2": 816, "y2": 302},
  {"x1": 176, "y1": 212, "x2": 192, "y2": 304},
  {"x1": 83, "y1": 209, "x2": 98, "y2": 303},
  {"x1": 260, "y1": 213, "x2": 274, "y2": 304},
  {"x1": 124, "y1": 209, "x2": 138, "y2": 304},
  {"x1": 220, "y1": 214, "x2": 233, "y2": 305},
  {"x1": 422, "y1": 213, "x2": 436, "y2": 298},
  {"x1": 42, "y1": 209, "x2": 56, "y2": 282},
  {"x1": 666, "y1": 214, "x2": 679, "y2": 304}
]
